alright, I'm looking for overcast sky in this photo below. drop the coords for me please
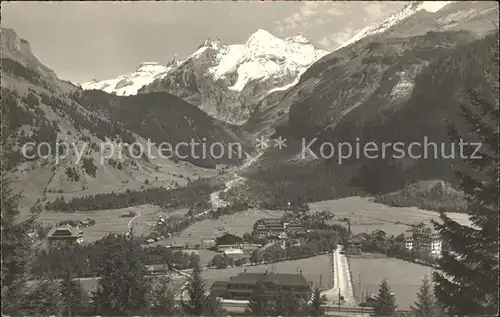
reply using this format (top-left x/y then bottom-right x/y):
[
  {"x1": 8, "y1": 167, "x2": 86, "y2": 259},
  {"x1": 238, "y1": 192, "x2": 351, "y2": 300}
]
[{"x1": 2, "y1": 1, "x2": 407, "y2": 83}]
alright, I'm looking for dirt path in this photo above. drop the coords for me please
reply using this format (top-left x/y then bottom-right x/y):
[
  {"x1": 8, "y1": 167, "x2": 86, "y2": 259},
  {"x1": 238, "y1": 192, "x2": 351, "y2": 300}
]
[{"x1": 128, "y1": 212, "x2": 142, "y2": 230}]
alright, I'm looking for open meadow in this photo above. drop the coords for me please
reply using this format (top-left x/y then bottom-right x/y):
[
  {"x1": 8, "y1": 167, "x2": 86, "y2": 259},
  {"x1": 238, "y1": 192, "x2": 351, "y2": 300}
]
[
  {"x1": 201, "y1": 254, "x2": 334, "y2": 291},
  {"x1": 309, "y1": 197, "x2": 471, "y2": 235},
  {"x1": 168, "y1": 208, "x2": 285, "y2": 247},
  {"x1": 77, "y1": 275, "x2": 187, "y2": 294},
  {"x1": 348, "y1": 255, "x2": 436, "y2": 310},
  {"x1": 37, "y1": 204, "x2": 189, "y2": 242}
]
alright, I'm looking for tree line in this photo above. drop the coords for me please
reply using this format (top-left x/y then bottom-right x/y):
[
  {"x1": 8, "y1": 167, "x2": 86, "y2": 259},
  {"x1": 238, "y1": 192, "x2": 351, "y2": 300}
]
[
  {"x1": 30, "y1": 239, "x2": 200, "y2": 278},
  {"x1": 44, "y1": 179, "x2": 222, "y2": 211}
]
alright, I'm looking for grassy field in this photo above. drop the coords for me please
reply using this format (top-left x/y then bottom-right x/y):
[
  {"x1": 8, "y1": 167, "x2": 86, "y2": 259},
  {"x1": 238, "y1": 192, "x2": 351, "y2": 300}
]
[
  {"x1": 309, "y1": 197, "x2": 471, "y2": 235},
  {"x1": 168, "y1": 208, "x2": 285, "y2": 247},
  {"x1": 37, "y1": 204, "x2": 188, "y2": 242},
  {"x1": 78, "y1": 275, "x2": 187, "y2": 294},
  {"x1": 201, "y1": 254, "x2": 334, "y2": 291},
  {"x1": 348, "y1": 255, "x2": 435, "y2": 310}
]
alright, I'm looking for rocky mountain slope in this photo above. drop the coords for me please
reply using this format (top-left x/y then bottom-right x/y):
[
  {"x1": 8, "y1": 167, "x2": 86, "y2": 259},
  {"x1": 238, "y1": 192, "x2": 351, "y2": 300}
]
[
  {"x1": 338, "y1": 1, "x2": 498, "y2": 49},
  {"x1": 235, "y1": 1, "x2": 498, "y2": 206},
  {"x1": 80, "y1": 61, "x2": 180, "y2": 96},
  {"x1": 138, "y1": 29, "x2": 328, "y2": 125},
  {"x1": 246, "y1": 1, "x2": 499, "y2": 138},
  {"x1": 1, "y1": 28, "x2": 247, "y2": 212}
]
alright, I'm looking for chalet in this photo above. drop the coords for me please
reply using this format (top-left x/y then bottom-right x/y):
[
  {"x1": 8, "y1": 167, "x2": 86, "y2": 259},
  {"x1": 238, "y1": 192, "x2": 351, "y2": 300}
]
[
  {"x1": 267, "y1": 232, "x2": 287, "y2": 248},
  {"x1": 121, "y1": 211, "x2": 136, "y2": 218},
  {"x1": 371, "y1": 229, "x2": 387, "y2": 241},
  {"x1": 306, "y1": 230, "x2": 337, "y2": 240},
  {"x1": 363, "y1": 292, "x2": 395, "y2": 307},
  {"x1": 217, "y1": 244, "x2": 243, "y2": 253},
  {"x1": 283, "y1": 216, "x2": 302, "y2": 230},
  {"x1": 222, "y1": 271, "x2": 312, "y2": 300},
  {"x1": 222, "y1": 247, "x2": 244, "y2": 257},
  {"x1": 165, "y1": 244, "x2": 184, "y2": 250},
  {"x1": 287, "y1": 228, "x2": 308, "y2": 239},
  {"x1": 252, "y1": 218, "x2": 285, "y2": 237},
  {"x1": 147, "y1": 264, "x2": 169, "y2": 275},
  {"x1": 46, "y1": 226, "x2": 83, "y2": 248},
  {"x1": 215, "y1": 233, "x2": 243, "y2": 246},
  {"x1": 347, "y1": 236, "x2": 364, "y2": 254},
  {"x1": 210, "y1": 281, "x2": 230, "y2": 297},
  {"x1": 78, "y1": 220, "x2": 91, "y2": 227},
  {"x1": 403, "y1": 232, "x2": 414, "y2": 250},
  {"x1": 201, "y1": 238, "x2": 216, "y2": 249},
  {"x1": 241, "y1": 243, "x2": 261, "y2": 252},
  {"x1": 414, "y1": 227, "x2": 442, "y2": 256},
  {"x1": 362, "y1": 293, "x2": 378, "y2": 307}
]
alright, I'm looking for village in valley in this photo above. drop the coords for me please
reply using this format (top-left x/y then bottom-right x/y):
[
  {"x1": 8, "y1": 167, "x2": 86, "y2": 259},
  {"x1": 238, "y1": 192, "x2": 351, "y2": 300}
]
[{"x1": 38, "y1": 197, "x2": 450, "y2": 314}]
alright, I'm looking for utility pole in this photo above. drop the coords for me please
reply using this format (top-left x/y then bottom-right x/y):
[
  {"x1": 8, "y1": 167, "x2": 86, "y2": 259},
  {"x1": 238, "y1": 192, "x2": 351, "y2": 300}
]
[
  {"x1": 338, "y1": 288, "x2": 341, "y2": 312},
  {"x1": 361, "y1": 290, "x2": 364, "y2": 314},
  {"x1": 358, "y1": 273, "x2": 361, "y2": 301}
]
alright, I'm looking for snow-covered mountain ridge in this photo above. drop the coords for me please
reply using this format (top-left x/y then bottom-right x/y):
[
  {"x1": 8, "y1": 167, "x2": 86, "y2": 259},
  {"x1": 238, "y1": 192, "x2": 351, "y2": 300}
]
[
  {"x1": 82, "y1": 29, "x2": 328, "y2": 124},
  {"x1": 80, "y1": 61, "x2": 180, "y2": 96},
  {"x1": 337, "y1": 0, "x2": 498, "y2": 51},
  {"x1": 142, "y1": 29, "x2": 328, "y2": 124},
  {"x1": 338, "y1": 1, "x2": 454, "y2": 50}
]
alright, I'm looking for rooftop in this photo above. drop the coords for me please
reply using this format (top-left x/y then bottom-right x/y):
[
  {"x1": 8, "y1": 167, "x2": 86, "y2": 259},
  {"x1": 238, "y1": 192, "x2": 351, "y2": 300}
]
[
  {"x1": 228, "y1": 272, "x2": 310, "y2": 287},
  {"x1": 47, "y1": 226, "x2": 83, "y2": 239}
]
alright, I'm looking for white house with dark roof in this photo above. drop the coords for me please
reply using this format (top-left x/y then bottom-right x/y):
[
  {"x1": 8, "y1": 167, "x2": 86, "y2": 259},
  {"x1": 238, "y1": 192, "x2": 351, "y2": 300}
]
[{"x1": 46, "y1": 225, "x2": 83, "y2": 248}]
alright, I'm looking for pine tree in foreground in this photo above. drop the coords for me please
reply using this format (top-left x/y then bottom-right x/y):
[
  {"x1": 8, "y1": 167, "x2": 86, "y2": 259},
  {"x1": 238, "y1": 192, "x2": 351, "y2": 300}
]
[
  {"x1": 245, "y1": 281, "x2": 270, "y2": 316},
  {"x1": 150, "y1": 275, "x2": 179, "y2": 316},
  {"x1": 410, "y1": 276, "x2": 443, "y2": 317},
  {"x1": 92, "y1": 234, "x2": 151, "y2": 316},
  {"x1": 59, "y1": 246, "x2": 91, "y2": 316},
  {"x1": 271, "y1": 288, "x2": 297, "y2": 316},
  {"x1": 204, "y1": 293, "x2": 226, "y2": 317},
  {"x1": 308, "y1": 286, "x2": 327, "y2": 316},
  {"x1": 432, "y1": 55, "x2": 499, "y2": 315},
  {"x1": 1, "y1": 93, "x2": 56, "y2": 315},
  {"x1": 182, "y1": 261, "x2": 206, "y2": 316},
  {"x1": 373, "y1": 278, "x2": 397, "y2": 316}
]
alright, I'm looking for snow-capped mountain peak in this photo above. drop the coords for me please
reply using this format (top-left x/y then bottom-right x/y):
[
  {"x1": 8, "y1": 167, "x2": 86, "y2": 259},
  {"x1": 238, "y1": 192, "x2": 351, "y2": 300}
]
[
  {"x1": 245, "y1": 29, "x2": 282, "y2": 52},
  {"x1": 140, "y1": 29, "x2": 329, "y2": 124},
  {"x1": 81, "y1": 61, "x2": 179, "y2": 96},
  {"x1": 136, "y1": 62, "x2": 167, "y2": 73},
  {"x1": 286, "y1": 34, "x2": 311, "y2": 45},
  {"x1": 337, "y1": 1, "x2": 454, "y2": 50},
  {"x1": 81, "y1": 28, "x2": 328, "y2": 124}
]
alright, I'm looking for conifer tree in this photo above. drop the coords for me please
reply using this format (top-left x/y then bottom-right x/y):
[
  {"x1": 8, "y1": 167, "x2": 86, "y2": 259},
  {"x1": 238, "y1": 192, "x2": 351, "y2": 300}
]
[
  {"x1": 150, "y1": 275, "x2": 179, "y2": 316},
  {"x1": 272, "y1": 288, "x2": 297, "y2": 316},
  {"x1": 433, "y1": 44, "x2": 499, "y2": 315},
  {"x1": 410, "y1": 276, "x2": 443, "y2": 317},
  {"x1": 373, "y1": 278, "x2": 397, "y2": 316},
  {"x1": 204, "y1": 293, "x2": 226, "y2": 317},
  {"x1": 21, "y1": 278, "x2": 64, "y2": 315},
  {"x1": 59, "y1": 245, "x2": 91, "y2": 316},
  {"x1": 1, "y1": 92, "x2": 49, "y2": 315},
  {"x1": 245, "y1": 281, "x2": 270, "y2": 316},
  {"x1": 308, "y1": 286, "x2": 327, "y2": 316},
  {"x1": 92, "y1": 233, "x2": 151, "y2": 316},
  {"x1": 182, "y1": 260, "x2": 206, "y2": 316}
]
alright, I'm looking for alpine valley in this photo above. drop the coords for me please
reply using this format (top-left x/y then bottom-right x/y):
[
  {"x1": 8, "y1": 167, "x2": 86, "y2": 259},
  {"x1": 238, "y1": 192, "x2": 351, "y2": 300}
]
[{"x1": 2, "y1": 0, "x2": 498, "y2": 215}]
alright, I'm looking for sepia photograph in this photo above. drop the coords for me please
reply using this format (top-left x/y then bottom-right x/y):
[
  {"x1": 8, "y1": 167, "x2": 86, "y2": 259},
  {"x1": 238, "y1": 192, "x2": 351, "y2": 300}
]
[{"x1": 1, "y1": 1, "x2": 498, "y2": 316}]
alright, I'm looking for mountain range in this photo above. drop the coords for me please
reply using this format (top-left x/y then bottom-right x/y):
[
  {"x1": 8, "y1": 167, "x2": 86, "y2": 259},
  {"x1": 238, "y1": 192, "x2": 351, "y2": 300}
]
[
  {"x1": 2, "y1": 0, "x2": 498, "y2": 212},
  {"x1": 82, "y1": 29, "x2": 328, "y2": 125},
  {"x1": 1, "y1": 27, "x2": 249, "y2": 211}
]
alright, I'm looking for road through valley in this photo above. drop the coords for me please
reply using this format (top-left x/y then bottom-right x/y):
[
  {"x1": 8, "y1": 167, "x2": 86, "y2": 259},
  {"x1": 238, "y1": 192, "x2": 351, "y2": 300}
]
[{"x1": 323, "y1": 246, "x2": 356, "y2": 307}]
